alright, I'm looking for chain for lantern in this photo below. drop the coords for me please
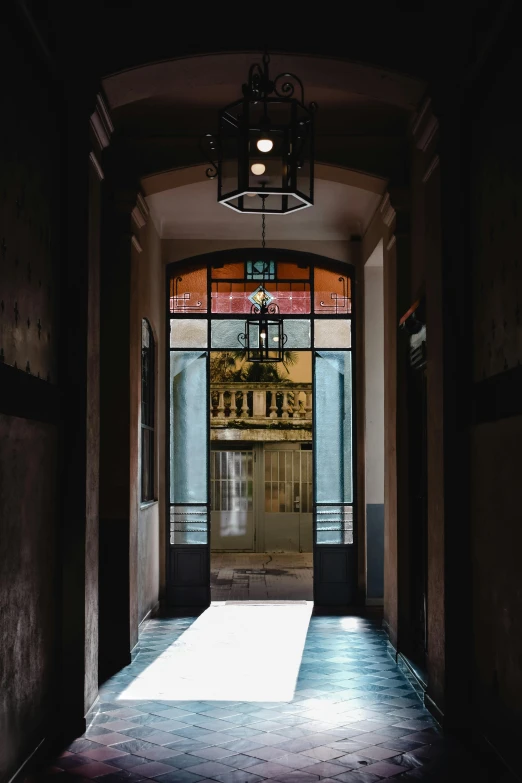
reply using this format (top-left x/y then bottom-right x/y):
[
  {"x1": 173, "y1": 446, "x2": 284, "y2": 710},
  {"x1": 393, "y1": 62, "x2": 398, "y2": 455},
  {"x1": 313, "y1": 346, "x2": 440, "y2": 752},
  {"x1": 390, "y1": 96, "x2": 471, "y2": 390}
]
[{"x1": 261, "y1": 196, "x2": 266, "y2": 250}]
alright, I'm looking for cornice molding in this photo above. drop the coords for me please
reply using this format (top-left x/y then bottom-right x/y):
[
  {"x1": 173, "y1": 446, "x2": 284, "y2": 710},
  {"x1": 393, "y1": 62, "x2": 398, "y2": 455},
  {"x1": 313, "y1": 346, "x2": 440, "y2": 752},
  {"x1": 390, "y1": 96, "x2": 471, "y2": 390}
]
[
  {"x1": 90, "y1": 92, "x2": 114, "y2": 151},
  {"x1": 131, "y1": 193, "x2": 149, "y2": 229},
  {"x1": 380, "y1": 193, "x2": 396, "y2": 228},
  {"x1": 411, "y1": 97, "x2": 431, "y2": 138},
  {"x1": 417, "y1": 115, "x2": 439, "y2": 152},
  {"x1": 89, "y1": 151, "x2": 104, "y2": 182},
  {"x1": 131, "y1": 235, "x2": 143, "y2": 253},
  {"x1": 422, "y1": 154, "x2": 440, "y2": 184},
  {"x1": 411, "y1": 96, "x2": 439, "y2": 152}
]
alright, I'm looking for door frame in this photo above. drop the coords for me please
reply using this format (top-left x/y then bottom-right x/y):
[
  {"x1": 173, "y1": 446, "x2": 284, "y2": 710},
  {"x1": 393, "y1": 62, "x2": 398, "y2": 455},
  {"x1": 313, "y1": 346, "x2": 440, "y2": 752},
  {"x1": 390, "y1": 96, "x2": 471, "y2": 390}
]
[{"x1": 166, "y1": 248, "x2": 358, "y2": 607}]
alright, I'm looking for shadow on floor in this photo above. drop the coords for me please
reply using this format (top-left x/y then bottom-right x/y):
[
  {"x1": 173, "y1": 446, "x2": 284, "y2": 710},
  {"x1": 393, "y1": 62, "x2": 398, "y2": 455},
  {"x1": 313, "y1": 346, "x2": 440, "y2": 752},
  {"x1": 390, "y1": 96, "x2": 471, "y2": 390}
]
[{"x1": 26, "y1": 607, "x2": 516, "y2": 783}]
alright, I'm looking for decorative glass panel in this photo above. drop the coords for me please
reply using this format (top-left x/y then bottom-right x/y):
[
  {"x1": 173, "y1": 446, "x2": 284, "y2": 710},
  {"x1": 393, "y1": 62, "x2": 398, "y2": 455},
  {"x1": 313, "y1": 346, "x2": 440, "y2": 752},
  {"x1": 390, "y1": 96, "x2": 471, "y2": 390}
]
[
  {"x1": 277, "y1": 262, "x2": 310, "y2": 279},
  {"x1": 314, "y1": 351, "x2": 352, "y2": 505},
  {"x1": 283, "y1": 320, "x2": 311, "y2": 349},
  {"x1": 212, "y1": 282, "x2": 310, "y2": 314},
  {"x1": 314, "y1": 319, "x2": 351, "y2": 348},
  {"x1": 273, "y1": 289, "x2": 310, "y2": 314},
  {"x1": 246, "y1": 260, "x2": 276, "y2": 280},
  {"x1": 170, "y1": 266, "x2": 207, "y2": 313},
  {"x1": 170, "y1": 319, "x2": 208, "y2": 349},
  {"x1": 314, "y1": 268, "x2": 351, "y2": 314},
  {"x1": 170, "y1": 351, "x2": 207, "y2": 506},
  {"x1": 211, "y1": 261, "x2": 244, "y2": 279},
  {"x1": 316, "y1": 505, "x2": 353, "y2": 544},
  {"x1": 211, "y1": 320, "x2": 245, "y2": 349},
  {"x1": 170, "y1": 505, "x2": 208, "y2": 544}
]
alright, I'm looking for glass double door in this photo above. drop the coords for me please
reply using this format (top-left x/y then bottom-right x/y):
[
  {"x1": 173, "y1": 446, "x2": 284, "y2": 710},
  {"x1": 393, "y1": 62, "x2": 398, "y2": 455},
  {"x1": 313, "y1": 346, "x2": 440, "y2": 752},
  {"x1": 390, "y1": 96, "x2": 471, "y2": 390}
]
[
  {"x1": 210, "y1": 446, "x2": 313, "y2": 553},
  {"x1": 168, "y1": 349, "x2": 355, "y2": 607}
]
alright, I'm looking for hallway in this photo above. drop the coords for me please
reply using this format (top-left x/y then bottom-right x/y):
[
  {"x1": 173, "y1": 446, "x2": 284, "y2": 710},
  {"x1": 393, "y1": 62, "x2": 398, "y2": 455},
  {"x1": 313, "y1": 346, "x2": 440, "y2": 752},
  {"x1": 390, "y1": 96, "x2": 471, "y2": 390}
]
[{"x1": 33, "y1": 607, "x2": 508, "y2": 782}]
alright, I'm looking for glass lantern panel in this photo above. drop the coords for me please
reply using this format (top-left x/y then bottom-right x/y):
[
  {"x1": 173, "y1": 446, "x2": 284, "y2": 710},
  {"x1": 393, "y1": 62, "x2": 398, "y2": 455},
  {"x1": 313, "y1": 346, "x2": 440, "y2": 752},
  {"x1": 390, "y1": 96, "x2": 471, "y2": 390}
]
[
  {"x1": 314, "y1": 351, "x2": 352, "y2": 504},
  {"x1": 219, "y1": 109, "x2": 240, "y2": 199},
  {"x1": 314, "y1": 319, "x2": 351, "y2": 349},
  {"x1": 314, "y1": 268, "x2": 352, "y2": 314},
  {"x1": 169, "y1": 265, "x2": 208, "y2": 314},
  {"x1": 295, "y1": 112, "x2": 312, "y2": 200},
  {"x1": 248, "y1": 151, "x2": 283, "y2": 191},
  {"x1": 170, "y1": 319, "x2": 208, "y2": 349}
]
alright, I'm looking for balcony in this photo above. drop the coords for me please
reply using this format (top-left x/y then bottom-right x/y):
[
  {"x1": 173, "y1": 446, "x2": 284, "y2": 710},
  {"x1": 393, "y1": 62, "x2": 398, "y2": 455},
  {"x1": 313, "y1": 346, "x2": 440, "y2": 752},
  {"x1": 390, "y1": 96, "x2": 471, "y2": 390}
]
[{"x1": 210, "y1": 382, "x2": 313, "y2": 442}]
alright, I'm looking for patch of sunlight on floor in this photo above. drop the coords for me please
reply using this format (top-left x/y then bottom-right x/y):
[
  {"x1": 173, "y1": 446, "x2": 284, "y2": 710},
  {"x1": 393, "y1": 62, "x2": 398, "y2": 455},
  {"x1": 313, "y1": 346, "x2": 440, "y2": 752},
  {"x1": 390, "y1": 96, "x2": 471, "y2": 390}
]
[{"x1": 118, "y1": 601, "x2": 314, "y2": 703}]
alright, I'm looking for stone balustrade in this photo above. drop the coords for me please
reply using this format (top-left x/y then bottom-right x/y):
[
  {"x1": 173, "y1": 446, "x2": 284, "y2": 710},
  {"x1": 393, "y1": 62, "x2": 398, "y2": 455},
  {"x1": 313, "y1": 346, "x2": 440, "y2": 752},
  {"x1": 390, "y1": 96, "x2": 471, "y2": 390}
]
[{"x1": 210, "y1": 382, "x2": 313, "y2": 422}]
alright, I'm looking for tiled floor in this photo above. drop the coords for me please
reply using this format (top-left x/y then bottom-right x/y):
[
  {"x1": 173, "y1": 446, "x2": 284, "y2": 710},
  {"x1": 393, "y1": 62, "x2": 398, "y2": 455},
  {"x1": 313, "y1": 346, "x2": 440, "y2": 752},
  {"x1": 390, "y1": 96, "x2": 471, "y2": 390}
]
[
  {"x1": 30, "y1": 604, "x2": 513, "y2": 782},
  {"x1": 211, "y1": 554, "x2": 313, "y2": 601}
]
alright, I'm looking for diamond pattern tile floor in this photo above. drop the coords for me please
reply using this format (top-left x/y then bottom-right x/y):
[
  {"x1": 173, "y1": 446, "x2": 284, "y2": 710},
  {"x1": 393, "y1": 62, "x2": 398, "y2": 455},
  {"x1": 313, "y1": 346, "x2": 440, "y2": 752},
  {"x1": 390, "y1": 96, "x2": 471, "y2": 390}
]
[{"x1": 26, "y1": 609, "x2": 515, "y2": 782}]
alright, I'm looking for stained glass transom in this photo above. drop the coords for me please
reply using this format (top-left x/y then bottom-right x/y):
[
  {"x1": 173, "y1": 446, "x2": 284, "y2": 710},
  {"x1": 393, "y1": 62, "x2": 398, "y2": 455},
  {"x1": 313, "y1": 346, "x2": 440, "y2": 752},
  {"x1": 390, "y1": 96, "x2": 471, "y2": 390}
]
[{"x1": 247, "y1": 260, "x2": 276, "y2": 280}]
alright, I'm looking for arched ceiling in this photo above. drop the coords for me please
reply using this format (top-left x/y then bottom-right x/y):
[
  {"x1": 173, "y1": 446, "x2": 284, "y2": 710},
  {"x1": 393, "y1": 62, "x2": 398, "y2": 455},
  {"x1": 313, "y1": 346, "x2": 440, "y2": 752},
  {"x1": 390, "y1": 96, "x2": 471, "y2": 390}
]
[
  {"x1": 103, "y1": 54, "x2": 400, "y2": 241},
  {"x1": 102, "y1": 51, "x2": 424, "y2": 140},
  {"x1": 103, "y1": 52, "x2": 425, "y2": 112},
  {"x1": 101, "y1": 51, "x2": 424, "y2": 187},
  {"x1": 27, "y1": 2, "x2": 509, "y2": 93},
  {"x1": 142, "y1": 164, "x2": 386, "y2": 241}
]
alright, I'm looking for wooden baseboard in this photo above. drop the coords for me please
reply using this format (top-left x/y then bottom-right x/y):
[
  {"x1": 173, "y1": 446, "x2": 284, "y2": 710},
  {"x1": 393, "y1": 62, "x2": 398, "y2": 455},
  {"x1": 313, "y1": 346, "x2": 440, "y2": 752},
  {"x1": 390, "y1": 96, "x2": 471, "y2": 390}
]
[
  {"x1": 8, "y1": 737, "x2": 46, "y2": 783},
  {"x1": 139, "y1": 601, "x2": 161, "y2": 627},
  {"x1": 8, "y1": 713, "x2": 87, "y2": 783}
]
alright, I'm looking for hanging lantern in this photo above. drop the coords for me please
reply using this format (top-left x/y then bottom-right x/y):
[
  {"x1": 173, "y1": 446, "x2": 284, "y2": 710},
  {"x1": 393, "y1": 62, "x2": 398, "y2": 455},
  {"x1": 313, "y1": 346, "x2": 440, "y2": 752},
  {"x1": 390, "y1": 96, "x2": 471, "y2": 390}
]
[
  {"x1": 239, "y1": 284, "x2": 287, "y2": 362},
  {"x1": 201, "y1": 51, "x2": 316, "y2": 215}
]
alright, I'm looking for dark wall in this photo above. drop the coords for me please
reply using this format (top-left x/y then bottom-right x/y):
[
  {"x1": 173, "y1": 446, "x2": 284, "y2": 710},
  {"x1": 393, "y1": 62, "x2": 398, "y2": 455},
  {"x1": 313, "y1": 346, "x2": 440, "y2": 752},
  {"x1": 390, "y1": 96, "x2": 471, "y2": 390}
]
[
  {"x1": 0, "y1": 416, "x2": 58, "y2": 781},
  {"x1": 469, "y1": 42, "x2": 522, "y2": 768},
  {"x1": 0, "y1": 22, "x2": 61, "y2": 781}
]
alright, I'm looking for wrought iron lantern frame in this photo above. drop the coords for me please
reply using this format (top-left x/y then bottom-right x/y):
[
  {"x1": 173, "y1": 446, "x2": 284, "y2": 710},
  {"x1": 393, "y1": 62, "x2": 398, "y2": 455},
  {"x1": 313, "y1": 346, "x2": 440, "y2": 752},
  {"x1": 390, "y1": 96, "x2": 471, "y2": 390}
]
[
  {"x1": 238, "y1": 257, "x2": 287, "y2": 362},
  {"x1": 202, "y1": 52, "x2": 316, "y2": 215},
  {"x1": 239, "y1": 299, "x2": 288, "y2": 363}
]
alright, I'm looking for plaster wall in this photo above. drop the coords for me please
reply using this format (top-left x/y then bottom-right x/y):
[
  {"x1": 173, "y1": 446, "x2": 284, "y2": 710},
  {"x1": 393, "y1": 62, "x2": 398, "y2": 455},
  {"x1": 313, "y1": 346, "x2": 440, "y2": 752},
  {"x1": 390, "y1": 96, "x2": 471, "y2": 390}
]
[
  {"x1": 364, "y1": 249, "x2": 385, "y2": 600},
  {"x1": 362, "y1": 205, "x2": 397, "y2": 643},
  {"x1": 162, "y1": 239, "x2": 354, "y2": 267},
  {"x1": 130, "y1": 216, "x2": 164, "y2": 622}
]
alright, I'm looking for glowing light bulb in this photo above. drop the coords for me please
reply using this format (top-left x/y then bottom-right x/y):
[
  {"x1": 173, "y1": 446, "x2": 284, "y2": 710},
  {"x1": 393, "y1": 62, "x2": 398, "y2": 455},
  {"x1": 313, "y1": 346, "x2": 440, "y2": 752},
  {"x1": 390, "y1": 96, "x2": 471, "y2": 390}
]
[
  {"x1": 272, "y1": 336, "x2": 279, "y2": 342},
  {"x1": 257, "y1": 138, "x2": 273, "y2": 153},
  {"x1": 251, "y1": 163, "x2": 266, "y2": 176}
]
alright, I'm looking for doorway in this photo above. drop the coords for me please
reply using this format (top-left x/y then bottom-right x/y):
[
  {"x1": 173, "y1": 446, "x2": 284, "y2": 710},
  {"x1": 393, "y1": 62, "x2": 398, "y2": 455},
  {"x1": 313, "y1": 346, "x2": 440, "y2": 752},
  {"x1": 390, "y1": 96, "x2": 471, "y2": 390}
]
[
  {"x1": 209, "y1": 346, "x2": 314, "y2": 600},
  {"x1": 167, "y1": 249, "x2": 357, "y2": 607}
]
